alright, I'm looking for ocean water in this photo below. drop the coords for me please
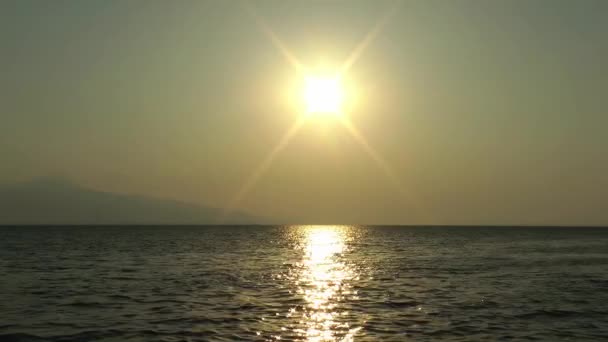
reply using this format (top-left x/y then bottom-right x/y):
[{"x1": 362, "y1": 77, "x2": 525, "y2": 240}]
[{"x1": 1, "y1": 226, "x2": 607, "y2": 341}]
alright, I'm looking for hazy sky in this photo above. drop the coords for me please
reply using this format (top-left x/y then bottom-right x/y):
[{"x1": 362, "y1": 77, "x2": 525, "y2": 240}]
[{"x1": 1, "y1": 0, "x2": 607, "y2": 225}]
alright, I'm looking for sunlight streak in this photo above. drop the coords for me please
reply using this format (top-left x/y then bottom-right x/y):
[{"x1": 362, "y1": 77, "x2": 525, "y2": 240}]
[
  {"x1": 339, "y1": 118, "x2": 404, "y2": 193},
  {"x1": 340, "y1": 1, "x2": 401, "y2": 74},
  {"x1": 228, "y1": 1, "x2": 426, "y2": 222},
  {"x1": 222, "y1": 117, "x2": 306, "y2": 221},
  {"x1": 246, "y1": 3, "x2": 305, "y2": 74},
  {"x1": 339, "y1": 117, "x2": 430, "y2": 221}
]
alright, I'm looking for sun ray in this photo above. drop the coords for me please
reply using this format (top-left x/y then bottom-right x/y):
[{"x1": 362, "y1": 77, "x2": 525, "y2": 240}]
[
  {"x1": 339, "y1": 117, "x2": 430, "y2": 221},
  {"x1": 225, "y1": 1, "x2": 427, "y2": 223},
  {"x1": 221, "y1": 117, "x2": 306, "y2": 221},
  {"x1": 339, "y1": 117, "x2": 403, "y2": 191},
  {"x1": 340, "y1": 1, "x2": 401, "y2": 74},
  {"x1": 245, "y1": 3, "x2": 305, "y2": 74}
]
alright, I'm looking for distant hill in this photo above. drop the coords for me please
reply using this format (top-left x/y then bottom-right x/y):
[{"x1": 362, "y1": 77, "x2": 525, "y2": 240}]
[{"x1": 0, "y1": 179, "x2": 261, "y2": 225}]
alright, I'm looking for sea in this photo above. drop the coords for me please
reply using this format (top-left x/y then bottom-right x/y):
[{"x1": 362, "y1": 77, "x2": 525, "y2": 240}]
[{"x1": 1, "y1": 226, "x2": 607, "y2": 341}]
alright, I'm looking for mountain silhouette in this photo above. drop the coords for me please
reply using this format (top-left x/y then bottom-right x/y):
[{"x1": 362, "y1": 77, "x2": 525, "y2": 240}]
[{"x1": 0, "y1": 179, "x2": 261, "y2": 225}]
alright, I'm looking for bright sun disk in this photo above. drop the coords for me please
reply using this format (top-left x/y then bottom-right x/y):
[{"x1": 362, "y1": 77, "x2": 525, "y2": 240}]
[{"x1": 303, "y1": 75, "x2": 344, "y2": 116}]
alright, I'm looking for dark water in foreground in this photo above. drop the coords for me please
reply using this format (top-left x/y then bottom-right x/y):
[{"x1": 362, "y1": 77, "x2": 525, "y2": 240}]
[{"x1": 1, "y1": 226, "x2": 607, "y2": 341}]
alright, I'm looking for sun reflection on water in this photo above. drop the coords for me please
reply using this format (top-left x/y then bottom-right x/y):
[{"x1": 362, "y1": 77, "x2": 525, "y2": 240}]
[{"x1": 293, "y1": 226, "x2": 361, "y2": 341}]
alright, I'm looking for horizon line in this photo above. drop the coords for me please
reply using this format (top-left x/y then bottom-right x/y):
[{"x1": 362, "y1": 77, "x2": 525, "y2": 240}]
[{"x1": 1, "y1": 224, "x2": 606, "y2": 228}]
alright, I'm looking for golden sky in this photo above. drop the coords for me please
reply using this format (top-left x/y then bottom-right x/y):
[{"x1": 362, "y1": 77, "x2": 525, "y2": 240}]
[{"x1": 1, "y1": 0, "x2": 607, "y2": 225}]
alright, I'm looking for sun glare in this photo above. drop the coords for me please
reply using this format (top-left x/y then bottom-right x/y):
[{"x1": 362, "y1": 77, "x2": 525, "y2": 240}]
[{"x1": 303, "y1": 76, "x2": 344, "y2": 116}]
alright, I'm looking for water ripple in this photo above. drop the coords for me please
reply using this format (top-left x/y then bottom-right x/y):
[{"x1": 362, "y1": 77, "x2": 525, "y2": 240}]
[{"x1": 0, "y1": 226, "x2": 607, "y2": 341}]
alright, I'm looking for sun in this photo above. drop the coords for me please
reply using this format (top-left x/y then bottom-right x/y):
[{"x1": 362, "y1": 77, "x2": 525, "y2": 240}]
[{"x1": 303, "y1": 75, "x2": 344, "y2": 116}]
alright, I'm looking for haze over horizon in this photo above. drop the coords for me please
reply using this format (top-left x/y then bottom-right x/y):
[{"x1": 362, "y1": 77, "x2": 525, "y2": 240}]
[{"x1": 2, "y1": 0, "x2": 607, "y2": 226}]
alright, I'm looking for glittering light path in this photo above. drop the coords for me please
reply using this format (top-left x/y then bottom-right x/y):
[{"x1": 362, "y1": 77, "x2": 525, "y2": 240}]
[{"x1": 295, "y1": 226, "x2": 362, "y2": 341}]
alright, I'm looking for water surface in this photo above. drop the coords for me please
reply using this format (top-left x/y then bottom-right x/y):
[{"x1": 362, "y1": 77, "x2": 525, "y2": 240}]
[{"x1": 1, "y1": 226, "x2": 607, "y2": 341}]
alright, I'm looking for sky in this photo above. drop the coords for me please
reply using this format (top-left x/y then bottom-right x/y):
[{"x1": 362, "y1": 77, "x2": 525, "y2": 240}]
[{"x1": 1, "y1": 0, "x2": 607, "y2": 225}]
